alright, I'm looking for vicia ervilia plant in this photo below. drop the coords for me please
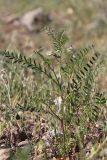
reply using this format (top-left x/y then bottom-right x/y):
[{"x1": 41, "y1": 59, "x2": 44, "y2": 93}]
[{"x1": 0, "y1": 28, "x2": 106, "y2": 160}]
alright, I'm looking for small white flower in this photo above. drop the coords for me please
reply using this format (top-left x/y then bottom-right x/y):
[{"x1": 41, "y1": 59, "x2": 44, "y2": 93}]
[
  {"x1": 46, "y1": 50, "x2": 52, "y2": 56},
  {"x1": 67, "y1": 44, "x2": 73, "y2": 52},
  {"x1": 72, "y1": 54, "x2": 77, "y2": 59},
  {"x1": 54, "y1": 96, "x2": 62, "y2": 112},
  {"x1": 18, "y1": 111, "x2": 23, "y2": 116},
  {"x1": 56, "y1": 73, "x2": 61, "y2": 80}
]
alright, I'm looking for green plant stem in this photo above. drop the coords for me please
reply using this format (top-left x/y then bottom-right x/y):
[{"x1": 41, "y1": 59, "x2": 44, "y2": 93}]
[
  {"x1": 51, "y1": 64, "x2": 61, "y2": 89},
  {"x1": 61, "y1": 119, "x2": 67, "y2": 157},
  {"x1": 48, "y1": 105, "x2": 62, "y2": 121},
  {"x1": 43, "y1": 101, "x2": 62, "y2": 121},
  {"x1": 76, "y1": 131, "x2": 85, "y2": 160}
]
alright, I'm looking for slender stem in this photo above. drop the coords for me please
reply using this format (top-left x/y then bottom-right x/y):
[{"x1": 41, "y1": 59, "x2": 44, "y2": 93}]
[
  {"x1": 42, "y1": 69, "x2": 59, "y2": 86},
  {"x1": 61, "y1": 119, "x2": 67, "y2": 157},
  {"x1": 36, "y1": 51, "x2": 61, "y2": 88},
  {"x1": 51, "y1": 64, "x2": 61, "y2": 88},
  {"x1": 48, "y1": 105, "x2": 62, "y2": 121},
  {"x1": 43, "y1": 101, "x2": 62, "y2": 121}
]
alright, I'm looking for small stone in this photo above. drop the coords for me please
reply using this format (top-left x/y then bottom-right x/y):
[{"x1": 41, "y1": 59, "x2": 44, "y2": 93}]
[
  {"x1": 20, "y1": 8, "x2": 52, "y2": 32},
  {"x1": 0, "y1": 148, "x2": 10, "y2": 160}
]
